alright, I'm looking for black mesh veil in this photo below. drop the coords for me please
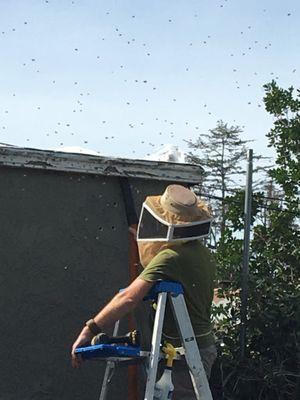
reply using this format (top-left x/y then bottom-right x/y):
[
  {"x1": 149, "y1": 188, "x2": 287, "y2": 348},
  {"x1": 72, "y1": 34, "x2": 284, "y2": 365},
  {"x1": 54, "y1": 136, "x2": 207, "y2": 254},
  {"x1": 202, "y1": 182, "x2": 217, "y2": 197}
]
[
  {"x1": 137, "y1": 205, "x2": 212, "y2": 241},
  {"x1": 172, "y1": 221, "x2": 211, "y2": 239},
  {"x1": 137, "y1": 207, "x2": 168, "y2": 239}
]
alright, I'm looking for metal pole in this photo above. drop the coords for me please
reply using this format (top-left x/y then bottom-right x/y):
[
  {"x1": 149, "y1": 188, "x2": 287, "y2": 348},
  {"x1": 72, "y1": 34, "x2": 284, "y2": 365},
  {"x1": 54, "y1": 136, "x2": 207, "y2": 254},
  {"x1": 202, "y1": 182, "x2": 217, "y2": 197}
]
[{"x1": 240, "y1": 149, "x2": 253, "y2": 359}]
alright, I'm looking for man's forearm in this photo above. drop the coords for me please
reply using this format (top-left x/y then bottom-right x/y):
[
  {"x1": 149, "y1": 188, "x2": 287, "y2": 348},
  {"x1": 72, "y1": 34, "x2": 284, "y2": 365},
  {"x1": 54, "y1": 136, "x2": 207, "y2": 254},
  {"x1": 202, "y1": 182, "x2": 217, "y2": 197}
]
[
  {"x1": 93, "y1": 290, "x2": 137, "y2": 331},
  {"x1": 71, "y1": 278, "x2": 153, "y2": 367}
]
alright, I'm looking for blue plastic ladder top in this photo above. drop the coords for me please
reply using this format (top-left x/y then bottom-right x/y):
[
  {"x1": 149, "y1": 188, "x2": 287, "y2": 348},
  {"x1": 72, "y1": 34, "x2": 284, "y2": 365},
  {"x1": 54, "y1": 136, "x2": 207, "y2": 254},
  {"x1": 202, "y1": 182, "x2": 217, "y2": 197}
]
[
  {"x1": 75, "y1": 344, "x2": 141, "y2": 360},
  {"x1": 143, "y1": 280, "x2": 184, "y2": 301},
  {"x1": 74, "y1": 281, "x2": 183, "y2": 360}
]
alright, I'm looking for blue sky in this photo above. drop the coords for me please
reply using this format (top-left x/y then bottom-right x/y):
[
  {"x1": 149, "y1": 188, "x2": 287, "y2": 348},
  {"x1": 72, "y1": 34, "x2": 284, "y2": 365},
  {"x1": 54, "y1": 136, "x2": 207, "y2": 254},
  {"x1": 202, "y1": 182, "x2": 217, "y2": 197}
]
[{"x1": 0, "y1": 0, "x2": 299, "y2": 160}]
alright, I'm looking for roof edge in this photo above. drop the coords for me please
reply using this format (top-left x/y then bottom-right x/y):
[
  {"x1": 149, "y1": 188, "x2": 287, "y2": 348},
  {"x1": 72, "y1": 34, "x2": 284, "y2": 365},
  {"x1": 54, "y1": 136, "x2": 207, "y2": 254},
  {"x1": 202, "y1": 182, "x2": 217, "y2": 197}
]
[{"x1": 0, "y1": 146, "x2": 204, "y2": 184}]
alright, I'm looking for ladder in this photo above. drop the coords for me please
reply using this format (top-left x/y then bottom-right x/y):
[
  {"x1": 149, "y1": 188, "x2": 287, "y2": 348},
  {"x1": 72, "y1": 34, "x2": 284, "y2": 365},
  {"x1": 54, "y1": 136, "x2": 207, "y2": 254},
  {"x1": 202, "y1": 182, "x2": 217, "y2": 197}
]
[{"x1": 75, "y1": 281, "x2": 213, "y2": 400}]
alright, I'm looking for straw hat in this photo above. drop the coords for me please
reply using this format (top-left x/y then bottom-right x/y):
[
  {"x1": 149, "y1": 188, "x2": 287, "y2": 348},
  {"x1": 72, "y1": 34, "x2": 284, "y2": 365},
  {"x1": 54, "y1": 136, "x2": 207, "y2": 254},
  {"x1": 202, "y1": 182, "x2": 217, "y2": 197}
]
[{"x1": 144, "y1": 184, "x2": 212, "y2": 225}]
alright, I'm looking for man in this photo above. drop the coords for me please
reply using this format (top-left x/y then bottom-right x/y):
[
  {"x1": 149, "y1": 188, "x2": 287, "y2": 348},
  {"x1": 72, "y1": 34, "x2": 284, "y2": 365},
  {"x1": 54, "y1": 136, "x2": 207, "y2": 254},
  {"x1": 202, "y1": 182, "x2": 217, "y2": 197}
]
[{"x1": 71, "y1": 184, "x2": 217, "y2": 399}]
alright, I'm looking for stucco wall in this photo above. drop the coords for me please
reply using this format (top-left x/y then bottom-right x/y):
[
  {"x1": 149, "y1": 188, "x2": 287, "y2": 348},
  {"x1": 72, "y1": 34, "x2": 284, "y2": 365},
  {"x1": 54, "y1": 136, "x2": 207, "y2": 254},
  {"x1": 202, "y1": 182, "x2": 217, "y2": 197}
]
[{"x1": 0, "y1": 166, "x2": 176, "y2": 400}]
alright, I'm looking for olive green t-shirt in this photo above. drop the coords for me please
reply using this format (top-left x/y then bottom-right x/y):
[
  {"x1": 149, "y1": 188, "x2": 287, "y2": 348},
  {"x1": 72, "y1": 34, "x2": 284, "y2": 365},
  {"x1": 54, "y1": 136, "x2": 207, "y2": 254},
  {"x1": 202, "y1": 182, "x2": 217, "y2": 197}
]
[{"x1": 139, "y1": 240, "x2": 216, "y2": 348}]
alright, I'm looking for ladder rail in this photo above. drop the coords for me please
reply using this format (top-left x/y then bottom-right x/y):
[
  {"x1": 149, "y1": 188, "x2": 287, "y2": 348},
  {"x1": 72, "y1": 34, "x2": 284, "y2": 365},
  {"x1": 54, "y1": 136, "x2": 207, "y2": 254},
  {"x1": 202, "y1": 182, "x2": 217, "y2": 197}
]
[
  {"x1": 144, "y1": 292, "x2": 167, "y2": 400},
  {"x1": 170, "y1": 294, "x2": 213, "y2": 400},
  {"x1": 99, "y1": 320, "x2": 120, "y2": 400}
]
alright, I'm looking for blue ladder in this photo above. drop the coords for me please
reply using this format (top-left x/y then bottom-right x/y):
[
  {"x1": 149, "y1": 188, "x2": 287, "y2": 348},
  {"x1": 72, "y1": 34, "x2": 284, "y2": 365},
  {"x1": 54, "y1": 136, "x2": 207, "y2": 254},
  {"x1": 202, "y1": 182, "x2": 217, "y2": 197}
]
[{"x1": 75, "y1": 281, "x2": 212, "y2": 400}]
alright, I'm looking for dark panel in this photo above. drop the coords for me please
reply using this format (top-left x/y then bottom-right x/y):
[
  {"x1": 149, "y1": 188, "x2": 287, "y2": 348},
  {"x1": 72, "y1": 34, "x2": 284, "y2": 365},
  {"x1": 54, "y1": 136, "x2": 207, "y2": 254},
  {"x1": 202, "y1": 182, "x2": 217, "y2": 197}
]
[{"x1": 0, "y1": 166, "x2": 174, "y2": 400}]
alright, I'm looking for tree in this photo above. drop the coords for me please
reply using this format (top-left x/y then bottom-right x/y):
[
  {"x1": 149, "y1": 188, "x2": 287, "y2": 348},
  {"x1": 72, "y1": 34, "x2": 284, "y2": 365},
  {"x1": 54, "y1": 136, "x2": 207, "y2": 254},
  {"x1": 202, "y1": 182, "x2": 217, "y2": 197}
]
[
  {"x1": 185, "y1": 120, "x2": 270, "y2": 243},
  {"x1": 185, "y1": 120, "x2": 251, "y2": 240},
  {"x1": 212, "y1": 82, "x2": 300, "y2": 399}
]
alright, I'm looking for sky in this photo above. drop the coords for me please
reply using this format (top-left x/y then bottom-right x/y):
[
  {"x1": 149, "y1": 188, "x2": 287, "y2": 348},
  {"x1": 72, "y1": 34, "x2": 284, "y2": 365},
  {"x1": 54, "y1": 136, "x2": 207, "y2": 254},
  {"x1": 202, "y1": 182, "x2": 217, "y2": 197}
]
[{"x1": 0, "y1": 0, "x2": 299, "y2": 161}]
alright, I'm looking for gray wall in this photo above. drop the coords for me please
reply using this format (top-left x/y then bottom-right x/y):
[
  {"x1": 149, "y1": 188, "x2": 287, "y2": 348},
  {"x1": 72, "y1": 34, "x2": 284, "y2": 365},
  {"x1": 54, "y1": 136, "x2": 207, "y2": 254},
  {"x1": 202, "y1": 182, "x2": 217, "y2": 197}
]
[{"x1": 0, "y1": 166, "x2": 175, "y2": 400}]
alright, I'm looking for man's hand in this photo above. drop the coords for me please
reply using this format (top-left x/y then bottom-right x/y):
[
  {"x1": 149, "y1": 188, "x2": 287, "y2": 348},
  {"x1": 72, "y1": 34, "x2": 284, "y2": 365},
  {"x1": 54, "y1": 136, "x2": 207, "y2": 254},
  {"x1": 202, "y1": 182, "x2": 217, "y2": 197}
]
[
  {"x1": 70, "y1": 278, "x2": 154, "y2": 368},
  {"x1": 71, "y1": 326, "x2": 94, "y2": 368}
]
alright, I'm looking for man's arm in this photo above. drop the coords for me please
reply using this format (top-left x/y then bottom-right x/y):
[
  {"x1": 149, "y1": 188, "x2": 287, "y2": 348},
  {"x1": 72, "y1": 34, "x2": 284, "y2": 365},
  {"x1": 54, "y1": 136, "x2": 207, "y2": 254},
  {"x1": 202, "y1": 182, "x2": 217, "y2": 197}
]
[
  {"x1": 93, "y1": 278, "x2": 154, "y2": 330},
  {"x1": 71, "y1": 277, "x2": 154, "y2": 367}
]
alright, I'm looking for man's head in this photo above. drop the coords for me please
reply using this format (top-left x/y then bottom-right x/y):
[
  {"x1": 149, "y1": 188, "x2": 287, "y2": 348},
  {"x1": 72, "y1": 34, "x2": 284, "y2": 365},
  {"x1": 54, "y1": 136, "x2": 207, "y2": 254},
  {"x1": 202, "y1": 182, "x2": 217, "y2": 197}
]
[{"x1": 137, "y1": 184, "x2": 212, "y2": 267}]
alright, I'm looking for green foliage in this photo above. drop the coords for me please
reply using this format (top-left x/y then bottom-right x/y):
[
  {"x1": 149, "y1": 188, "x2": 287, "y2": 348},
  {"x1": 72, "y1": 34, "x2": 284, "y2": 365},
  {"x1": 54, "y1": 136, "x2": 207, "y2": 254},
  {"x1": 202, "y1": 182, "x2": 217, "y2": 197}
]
[
  {"x1": 186, "y1": 120, "x2": 271, "y2": 244},
  {"x1": 263, "y1": 81, "x2": 300, "y2": 199},
  {"x1": 212, "y1": 82, "x2": 300, "y2": 399}
]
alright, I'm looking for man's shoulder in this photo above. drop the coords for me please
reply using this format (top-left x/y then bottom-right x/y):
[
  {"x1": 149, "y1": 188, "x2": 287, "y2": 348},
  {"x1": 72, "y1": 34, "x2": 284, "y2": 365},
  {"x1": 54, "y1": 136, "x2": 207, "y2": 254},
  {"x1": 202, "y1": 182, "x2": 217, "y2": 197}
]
[
  {"x1": 139, "y1": 247, "x2": 178, "y2": 282},
  {"x1": 142, "y1": 248, "x2": 179, "y2": 271},
  {"x1": 152, "y1": 248, "x2": 179, "y2": 263}
]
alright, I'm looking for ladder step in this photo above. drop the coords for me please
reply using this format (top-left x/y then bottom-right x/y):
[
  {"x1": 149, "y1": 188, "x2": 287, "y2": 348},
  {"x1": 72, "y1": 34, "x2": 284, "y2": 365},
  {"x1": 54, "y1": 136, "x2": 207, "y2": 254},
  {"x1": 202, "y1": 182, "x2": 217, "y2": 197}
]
[{"x1": 75, "y1": 344, "x2": 143, "y2": 360}]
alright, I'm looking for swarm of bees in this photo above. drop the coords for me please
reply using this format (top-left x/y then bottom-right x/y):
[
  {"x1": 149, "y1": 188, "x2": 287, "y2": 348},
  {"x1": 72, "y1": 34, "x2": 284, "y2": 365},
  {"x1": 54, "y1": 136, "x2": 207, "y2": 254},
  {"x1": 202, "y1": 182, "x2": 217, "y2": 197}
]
[{"x1": 0, "y1": 2, "x2": 297, "y2": 157}]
